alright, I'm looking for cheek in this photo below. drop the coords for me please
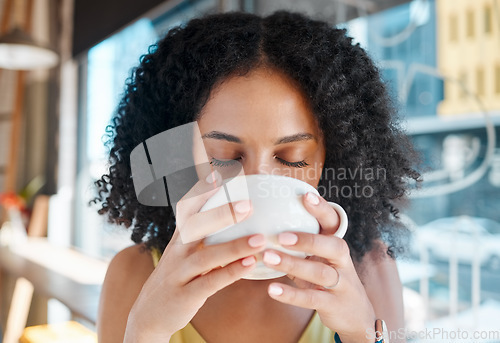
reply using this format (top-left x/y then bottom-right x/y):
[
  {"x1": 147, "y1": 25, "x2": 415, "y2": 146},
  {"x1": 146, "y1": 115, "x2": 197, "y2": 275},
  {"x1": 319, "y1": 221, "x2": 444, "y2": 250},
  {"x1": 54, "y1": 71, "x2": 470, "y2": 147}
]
[
  {"x1": 305, "y1": 162, "x2": 325, "y2": 188},
  {"x1": 283, "y1": 159, "x2": 324, "y2": 189},
  {"x1": 306, "y1": 147, "x2": 326, "y2": 188}
]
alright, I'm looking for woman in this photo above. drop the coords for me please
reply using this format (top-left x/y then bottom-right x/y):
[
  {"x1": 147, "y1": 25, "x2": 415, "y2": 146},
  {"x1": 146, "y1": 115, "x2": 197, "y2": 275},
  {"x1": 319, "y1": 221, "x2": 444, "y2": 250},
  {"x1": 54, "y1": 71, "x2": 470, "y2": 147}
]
[{"x1": 95, "y1": 11, "x2": 419, "y2": 343}]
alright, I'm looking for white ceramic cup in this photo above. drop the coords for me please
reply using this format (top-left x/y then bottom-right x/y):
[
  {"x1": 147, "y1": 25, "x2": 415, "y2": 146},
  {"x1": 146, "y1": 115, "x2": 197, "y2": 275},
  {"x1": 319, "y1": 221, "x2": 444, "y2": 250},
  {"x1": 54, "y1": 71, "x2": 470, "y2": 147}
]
[{"x1": 199, "y1": 174, "x2": 348, "y2": 280}]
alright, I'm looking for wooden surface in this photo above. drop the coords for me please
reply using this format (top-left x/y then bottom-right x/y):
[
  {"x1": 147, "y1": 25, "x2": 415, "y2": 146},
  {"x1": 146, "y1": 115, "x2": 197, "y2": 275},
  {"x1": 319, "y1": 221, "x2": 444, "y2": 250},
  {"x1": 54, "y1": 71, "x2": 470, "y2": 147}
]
[{"x1": 0, "y1": 238, "x2": 108, "y2": 324}]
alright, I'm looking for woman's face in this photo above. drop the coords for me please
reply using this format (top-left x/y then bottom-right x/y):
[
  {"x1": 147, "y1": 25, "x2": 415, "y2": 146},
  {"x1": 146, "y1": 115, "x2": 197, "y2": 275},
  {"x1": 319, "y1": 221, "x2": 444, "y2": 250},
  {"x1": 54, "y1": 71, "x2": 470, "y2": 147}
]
[{"x1": 197, "y1": 67, "x2": 325, "y2": 188}]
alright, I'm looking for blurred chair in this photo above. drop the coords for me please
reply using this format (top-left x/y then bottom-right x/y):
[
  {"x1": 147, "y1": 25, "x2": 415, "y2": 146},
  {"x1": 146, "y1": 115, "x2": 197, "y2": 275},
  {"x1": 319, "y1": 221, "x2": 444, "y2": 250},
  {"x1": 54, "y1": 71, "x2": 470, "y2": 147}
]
[
  {"x1": 2, "y1": 195, "x2": 48, "y2": 343},
  {"x1": 19, "y1": 321, "x2": 96, "y2": 343}
]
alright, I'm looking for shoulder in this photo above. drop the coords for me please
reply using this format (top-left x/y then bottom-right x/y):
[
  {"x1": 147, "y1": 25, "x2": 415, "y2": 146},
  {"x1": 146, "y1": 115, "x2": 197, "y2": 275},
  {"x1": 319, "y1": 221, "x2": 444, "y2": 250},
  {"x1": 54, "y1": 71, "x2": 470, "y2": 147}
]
[
  {"x1": 97, "y1": 244, "x2": 155, "y2": 343},
  {"x1": 108, "y1": 243, "x2": 155, "y2": 275},
  {"x1": 101, "y1": 243, "x2": 155, "y2": 300},
  {"x1": 102, "y1": 244, "x2": 156, "y2": 293}
]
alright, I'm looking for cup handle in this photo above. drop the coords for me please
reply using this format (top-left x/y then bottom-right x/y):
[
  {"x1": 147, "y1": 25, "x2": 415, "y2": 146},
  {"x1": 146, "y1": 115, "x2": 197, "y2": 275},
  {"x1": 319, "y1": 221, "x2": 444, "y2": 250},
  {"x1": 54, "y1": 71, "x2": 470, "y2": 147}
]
[{"x1": 327, "y1": 202, "x2": 348, "y2": 239}]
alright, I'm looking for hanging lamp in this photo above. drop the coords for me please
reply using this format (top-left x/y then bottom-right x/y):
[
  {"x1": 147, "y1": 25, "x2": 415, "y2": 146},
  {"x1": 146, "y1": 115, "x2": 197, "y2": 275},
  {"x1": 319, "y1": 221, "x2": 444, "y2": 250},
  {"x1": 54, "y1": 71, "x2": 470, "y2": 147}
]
[{"x1": 0, "y1": 26, "x2": 59, "y2": 70}]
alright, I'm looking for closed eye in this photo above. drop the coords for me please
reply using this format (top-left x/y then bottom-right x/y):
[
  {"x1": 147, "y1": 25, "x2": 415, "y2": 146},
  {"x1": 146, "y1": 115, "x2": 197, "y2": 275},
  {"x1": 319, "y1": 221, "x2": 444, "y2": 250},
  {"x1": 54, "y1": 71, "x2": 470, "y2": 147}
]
[
  {"x1": 210, "y1": 157, "x2": 242, "y2": 167},
  {"x1": 275, "y1": 157, "x2": 309, "y2": 168},
  {"x1": 210, "y1": 157, "x2": 309, "y2": 168}
]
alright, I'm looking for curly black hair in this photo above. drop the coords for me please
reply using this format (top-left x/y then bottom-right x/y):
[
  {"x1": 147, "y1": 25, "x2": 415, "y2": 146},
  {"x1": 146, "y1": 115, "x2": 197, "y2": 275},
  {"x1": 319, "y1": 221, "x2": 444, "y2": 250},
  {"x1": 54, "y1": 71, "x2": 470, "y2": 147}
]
[{"x1": 93, "y1": 10, "x2": 421, "y2": 262}]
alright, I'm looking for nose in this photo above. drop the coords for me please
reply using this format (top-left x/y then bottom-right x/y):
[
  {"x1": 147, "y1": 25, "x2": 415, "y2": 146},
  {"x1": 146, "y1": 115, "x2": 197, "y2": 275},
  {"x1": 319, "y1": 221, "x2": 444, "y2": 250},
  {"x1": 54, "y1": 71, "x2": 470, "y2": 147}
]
[{"x1": 241, "y1": 152, "x2": 275, "y2": 176}]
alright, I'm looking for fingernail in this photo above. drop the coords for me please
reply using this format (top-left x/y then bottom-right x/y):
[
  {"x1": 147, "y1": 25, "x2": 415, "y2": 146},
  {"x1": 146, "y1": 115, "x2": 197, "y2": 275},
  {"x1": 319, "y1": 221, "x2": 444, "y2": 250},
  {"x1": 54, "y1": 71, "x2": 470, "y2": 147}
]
[
  {"x1": 241, "y1": 256, "x2": 256, "y2": 267},
  {"x1": 248, "y1": 234, "x2": 266, "y2": 248},
  {"x1": 234, "y1": 200, "x2": 251, "y2": 214},
  {"x1": 268, "y1": 284, "x2": 283, "y2": 296},
  {"x1": 305, "y1": 192, "x2": 320, "y2": 205},
  {"x1": 278, "y1": 232, "x2": 298, "y2": 246},
  {"x1": 205, "y1": 170, "x2": 221, "y2": 184},
  {"x1": 263, "y1": 251, "x2": 281, "y2": 265}
]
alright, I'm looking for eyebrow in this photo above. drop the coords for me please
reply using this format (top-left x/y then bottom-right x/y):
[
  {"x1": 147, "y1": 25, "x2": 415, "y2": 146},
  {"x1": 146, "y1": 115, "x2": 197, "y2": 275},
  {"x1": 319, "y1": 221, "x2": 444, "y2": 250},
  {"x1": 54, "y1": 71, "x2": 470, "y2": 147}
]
[
  {"x1": 202, "y1": 131, "x2": 315, "y2": 145},
  {"x1": 275, "y1": 133, "x2": 315, "y2": 145},
  {"x1": 202, "y1": 131, "x2": 242, "y2": 143}
]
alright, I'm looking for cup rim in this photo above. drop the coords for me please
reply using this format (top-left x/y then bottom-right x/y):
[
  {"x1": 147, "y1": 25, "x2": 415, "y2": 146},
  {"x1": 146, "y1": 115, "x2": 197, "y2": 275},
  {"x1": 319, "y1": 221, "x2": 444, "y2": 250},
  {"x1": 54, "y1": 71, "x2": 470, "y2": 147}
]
[{"x1": 222, "y1": 173, "x2": 319, "y2": 193}]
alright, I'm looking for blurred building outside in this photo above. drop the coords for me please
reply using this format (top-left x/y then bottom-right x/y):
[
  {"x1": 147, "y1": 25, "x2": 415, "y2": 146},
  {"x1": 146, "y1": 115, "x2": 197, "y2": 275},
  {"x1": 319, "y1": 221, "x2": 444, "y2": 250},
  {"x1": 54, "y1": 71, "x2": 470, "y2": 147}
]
[{"x1": 346, "y1": 0, "x2": 500, "y2": 339}]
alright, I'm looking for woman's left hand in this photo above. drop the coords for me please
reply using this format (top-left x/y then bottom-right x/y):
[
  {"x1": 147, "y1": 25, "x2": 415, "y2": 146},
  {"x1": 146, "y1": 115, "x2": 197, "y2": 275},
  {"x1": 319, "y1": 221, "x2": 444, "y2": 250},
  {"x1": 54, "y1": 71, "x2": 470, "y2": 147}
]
[{"x1": 262, "y1": 192, "x2": 375, "y2": 343}]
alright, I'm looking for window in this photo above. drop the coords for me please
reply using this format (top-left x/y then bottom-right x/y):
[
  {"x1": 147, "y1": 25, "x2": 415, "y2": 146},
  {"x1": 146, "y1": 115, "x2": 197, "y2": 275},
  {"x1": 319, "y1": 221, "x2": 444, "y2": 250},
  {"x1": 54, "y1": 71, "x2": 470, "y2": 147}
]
[
  {"x1": 459, "y1": 71, "x2": 468, "y2": 98},
  {"x1": 476, "y1": 67, "x2": 484, "y2": 96},
  {"x1": 449, "y1": 14, "x2": 458, "y2": 41},
  {"x1": 75, "y1": 19, "x2": 158, "y2": 258},
  {"x1": 496, "y1": 65, "x2": 500, "y2": 94},
  {"x1": 466, "y1": 9, "x2": 475, "y2": 38},
  {"x1": 75, "y1": 0, "x2": 220, "y2": 259},
  {"x1": 484, "y1": 5, "x2": 493, "y2": 34},
  {"x1": 346, "y1": 0, "x2": 500, "y2": 335},
  {"x1": 444, "y1": 79, "x2": 453, "y2": 101}
]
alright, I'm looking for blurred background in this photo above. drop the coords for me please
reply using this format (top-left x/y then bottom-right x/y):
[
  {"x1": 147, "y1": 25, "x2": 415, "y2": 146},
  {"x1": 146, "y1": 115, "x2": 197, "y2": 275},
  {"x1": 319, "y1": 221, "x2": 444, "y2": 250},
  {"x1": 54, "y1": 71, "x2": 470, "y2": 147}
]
[{"x1": 0, "y1": 0, "x2": 499, "y2": 342}]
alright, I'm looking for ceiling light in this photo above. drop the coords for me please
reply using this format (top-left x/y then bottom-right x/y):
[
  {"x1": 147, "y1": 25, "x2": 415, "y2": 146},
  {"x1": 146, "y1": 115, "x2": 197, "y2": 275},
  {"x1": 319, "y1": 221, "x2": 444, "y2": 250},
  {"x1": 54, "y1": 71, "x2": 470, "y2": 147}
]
[{"x1": 0, "y1": 27, "x2": 59, "y2": 70}]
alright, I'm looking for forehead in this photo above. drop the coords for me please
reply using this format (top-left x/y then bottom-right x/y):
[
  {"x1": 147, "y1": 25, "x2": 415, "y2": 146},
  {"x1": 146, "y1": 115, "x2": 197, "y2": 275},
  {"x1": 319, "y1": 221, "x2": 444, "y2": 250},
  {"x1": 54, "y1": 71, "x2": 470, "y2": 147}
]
[{"x1": 197, "y1": 68, "x2": 320, "y2": 140}]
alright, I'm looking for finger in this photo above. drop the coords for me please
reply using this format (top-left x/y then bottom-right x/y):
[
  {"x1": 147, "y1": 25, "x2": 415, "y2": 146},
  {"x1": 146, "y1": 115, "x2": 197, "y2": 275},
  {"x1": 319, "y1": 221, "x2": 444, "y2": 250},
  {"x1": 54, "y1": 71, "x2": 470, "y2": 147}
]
[
  {"x1": 179, "y1": 199, "x2": 252, "y2": 243},
  {"x1": 302, "y1": 192, "x2": 340, "y2": 235},
  {"x1": 166, "y1": 227, "x2": 201, "y2": 252},
  {"x1": 277, "y1": 231, "x2": 351, "y2": 267},
  {"x1": 262, "y1": 250, "x2": 339, "y2": 289},
  {"x1": 187, "y1": 255, "x2": 258, "y2": 300},
  {"x1": 179, "y1": 233, "x2": 267, "y2": 283},
  {"x1": 267, "y1": 282, "x2": 331, "y2": 312},
  {"x1": 176, "y1": 171, "x2": 223, "y2": 219}
]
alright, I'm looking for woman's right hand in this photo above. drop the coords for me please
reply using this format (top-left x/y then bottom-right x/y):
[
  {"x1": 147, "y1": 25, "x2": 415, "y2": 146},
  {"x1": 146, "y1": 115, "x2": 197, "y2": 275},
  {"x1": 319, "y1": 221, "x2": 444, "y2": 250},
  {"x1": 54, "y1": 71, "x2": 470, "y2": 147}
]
[{"x1": 123, "y1": 174, "x2": 265, "y2": 342}]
